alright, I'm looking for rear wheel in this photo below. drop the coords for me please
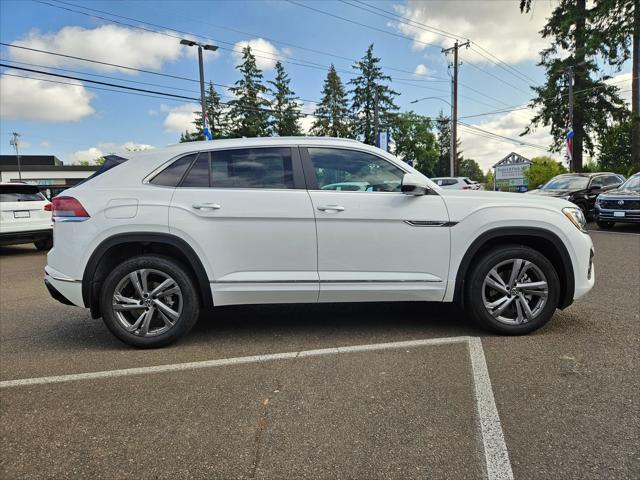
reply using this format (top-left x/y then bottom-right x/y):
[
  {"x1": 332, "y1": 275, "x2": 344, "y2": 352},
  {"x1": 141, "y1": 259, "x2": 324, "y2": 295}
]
[
  {"x1": 100, "y1": 255, "x2": 200, "y2": 348},
  {"x1": 465, "y1": 245, "x2": 560, "y2": 335},
  {"x1": 596, "y1": 220, "x2": 615, "y2": 229},
  {"x1": 34, "y1": 238, "x2": 53, "y2": 250}
]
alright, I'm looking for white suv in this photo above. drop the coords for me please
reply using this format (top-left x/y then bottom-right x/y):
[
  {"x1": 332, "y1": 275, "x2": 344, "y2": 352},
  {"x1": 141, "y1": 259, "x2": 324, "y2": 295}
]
[
  {"x1": 45, "y1": 137, "x2": 594, "y2": 347},
  {"x1": 0, "y1": 183, "x2": 53, "y2": 250}
]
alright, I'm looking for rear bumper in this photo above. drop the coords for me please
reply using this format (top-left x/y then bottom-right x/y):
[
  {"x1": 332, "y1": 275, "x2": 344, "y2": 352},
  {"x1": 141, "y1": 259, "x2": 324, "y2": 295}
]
[
  {"x1": 44, "y1": 266, "x2": 84, "y2": 307},
  {"x1": 0, "y1": 228, "x2": 52, "y2": 246}
]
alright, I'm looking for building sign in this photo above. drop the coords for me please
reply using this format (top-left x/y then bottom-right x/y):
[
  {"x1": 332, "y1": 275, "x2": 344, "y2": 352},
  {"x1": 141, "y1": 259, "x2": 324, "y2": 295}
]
[{"x1": 495, "y1": 163, "x2": 529, "y2": 180}]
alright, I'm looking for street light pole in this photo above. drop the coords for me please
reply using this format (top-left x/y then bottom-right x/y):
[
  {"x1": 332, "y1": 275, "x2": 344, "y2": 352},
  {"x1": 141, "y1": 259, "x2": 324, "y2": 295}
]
[
  {"x1": 9, "y1": 132, "x2": 22, "y2": 182},
  {"x1": 180, "y1": 39, "x2": 218, "y2": 139}
]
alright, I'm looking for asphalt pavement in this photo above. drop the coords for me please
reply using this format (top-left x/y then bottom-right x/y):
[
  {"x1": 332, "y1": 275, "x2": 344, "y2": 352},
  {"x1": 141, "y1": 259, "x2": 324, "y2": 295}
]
[{"x1": 1, "y1": 224, "x2": 638, "y2": 479}]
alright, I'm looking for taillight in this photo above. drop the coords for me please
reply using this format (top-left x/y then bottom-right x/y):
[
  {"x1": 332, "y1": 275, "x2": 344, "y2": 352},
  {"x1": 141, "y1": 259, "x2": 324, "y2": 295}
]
[
  {"x1": 51, "y1": 196, "x2": 90, "y2": 221},
  {"x1": 43, "y1": 203, "x2": 52, "y2": 211},
  {"x1": 463, "y1": 186, "x2": 472, "y2": 190}
]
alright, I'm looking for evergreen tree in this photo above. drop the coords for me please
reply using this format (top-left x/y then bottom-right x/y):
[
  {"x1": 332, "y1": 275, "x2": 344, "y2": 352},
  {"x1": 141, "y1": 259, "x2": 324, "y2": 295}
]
[
  {"x1": 227, "y1": 46, "x2": 270, "y2": 138},
  {"x1": 268, "y1": 61, "x2": 302, "y2": 136},
  {"x1": 433, "y1": 111, "x2": 462, "y2": 176},
  {"x1": 349, "y1": 44, "x2": 399, "y2": 145},
  {"x1": 179, "y1": 82, "x2": 228, "y2": 142},
  {"x1": 311, "y1": 65, "x2": 352, "y2": 137},
  {"x1": 518, "y1": 0, "x2": 629, "y2": 171},
  {"x1": 458, "y1": 158, "x2": 485, "y2": 182}
]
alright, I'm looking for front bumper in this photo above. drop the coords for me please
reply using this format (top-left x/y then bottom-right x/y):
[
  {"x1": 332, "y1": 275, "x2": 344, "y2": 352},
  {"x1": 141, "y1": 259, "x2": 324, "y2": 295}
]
[{"x1": 596, "y1": 206, "x2": 640, "y2": 224}]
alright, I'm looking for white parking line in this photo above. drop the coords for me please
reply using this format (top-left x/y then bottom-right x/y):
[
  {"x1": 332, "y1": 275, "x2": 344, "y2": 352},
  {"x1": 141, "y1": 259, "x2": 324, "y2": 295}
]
[{"x1": 0, "y1": 336, "x2": 513, "y2": 480}]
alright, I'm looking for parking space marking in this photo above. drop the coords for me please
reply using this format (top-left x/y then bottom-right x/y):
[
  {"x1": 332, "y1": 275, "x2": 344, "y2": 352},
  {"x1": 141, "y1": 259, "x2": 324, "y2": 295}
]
[{"x1": 0, "y1": 336, "x2": 513, "y2": 480}]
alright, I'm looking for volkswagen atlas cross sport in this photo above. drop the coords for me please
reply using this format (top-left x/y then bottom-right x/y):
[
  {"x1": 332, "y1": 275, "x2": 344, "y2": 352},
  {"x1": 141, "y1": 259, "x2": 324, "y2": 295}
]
[{"x1": 44, "y1": 137, "x2": 595, "y2": 348}]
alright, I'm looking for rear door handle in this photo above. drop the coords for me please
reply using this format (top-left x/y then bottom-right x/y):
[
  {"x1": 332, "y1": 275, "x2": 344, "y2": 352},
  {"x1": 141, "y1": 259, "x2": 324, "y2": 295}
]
[
  {"x1": 317, "y1": 205, "x2": 345, "y2": 212},
  {"x1": 192, "y1": 203, "x2": 221, "y2": 210}
]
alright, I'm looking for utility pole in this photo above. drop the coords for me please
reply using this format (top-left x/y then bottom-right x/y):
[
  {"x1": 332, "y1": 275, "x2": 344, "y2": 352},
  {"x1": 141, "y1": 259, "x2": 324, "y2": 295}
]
[
  {"x1": 566, "y1": 67, "x2": 575, "y2": 172},
  {"x1": 442, "y1": 40, "x2": 469, "y2": 177},
  {"x1": 374, "y1": 86, "x2": 379, "y2": 146},
  {"x1": 180, "y1": 39, "x2": 218, "y2": 140},
  {"x1": 9, "y1": 132, "x2": 22, "y2": 182}
]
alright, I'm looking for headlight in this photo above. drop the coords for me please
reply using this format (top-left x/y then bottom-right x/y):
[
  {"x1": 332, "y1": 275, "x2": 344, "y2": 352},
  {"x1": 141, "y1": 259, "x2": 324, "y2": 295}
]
[{"x1": 562, "y1": 207, "x2": 587, "y2": 233}]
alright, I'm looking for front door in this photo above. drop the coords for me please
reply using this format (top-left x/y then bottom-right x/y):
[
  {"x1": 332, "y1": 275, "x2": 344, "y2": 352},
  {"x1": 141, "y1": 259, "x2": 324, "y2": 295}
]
[
  {"x1": 169, "y1": 146, "x2": 318, "y2": 305},
  {"x1": 302, "y1": 146, "x2": 451, "y2": 303}
]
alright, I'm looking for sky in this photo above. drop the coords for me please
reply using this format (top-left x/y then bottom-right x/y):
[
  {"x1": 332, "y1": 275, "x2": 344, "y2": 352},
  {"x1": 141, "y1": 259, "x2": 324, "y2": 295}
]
[{"x1": 0, "y1": 0, "x2": 633, "y2": 171}]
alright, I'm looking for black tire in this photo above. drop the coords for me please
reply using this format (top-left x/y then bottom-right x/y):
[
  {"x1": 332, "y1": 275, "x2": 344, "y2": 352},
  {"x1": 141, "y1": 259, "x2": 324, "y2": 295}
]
[
  {"x1": 34, "y1": 238, "x2": 53, "y2": 250},
  {"x1": 100, "y1": 255, "x2": 200, "y2": 348},
  {"x1": 464, "y1": 245, "x2": 560, "y2": 335},
  {"x1": 575, "y1": 202, "x2": 590, "y2": 221},
  {"x1": 596, "y1": 220, "x2": 615, "y2": 229}
]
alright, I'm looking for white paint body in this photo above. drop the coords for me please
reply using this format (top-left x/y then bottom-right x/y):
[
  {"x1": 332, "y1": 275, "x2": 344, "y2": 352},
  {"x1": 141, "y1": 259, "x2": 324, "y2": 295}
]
[
  {"x1": 0, "y1": 184, "x2": 52, "y2": 235},
  {"x1": 44, "y1": 137, "x2": 594, "y2": 310}
]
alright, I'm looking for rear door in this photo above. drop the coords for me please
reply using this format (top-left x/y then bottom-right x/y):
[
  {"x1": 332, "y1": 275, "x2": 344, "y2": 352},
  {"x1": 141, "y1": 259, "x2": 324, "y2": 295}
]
[
  {"x1": 0, "y1": 184, "x2": 51, "y2": 234},
  {"x1": 168, "y1": 147, "x2": 318, "y2": 306},
  {"x1": 301, "y1": 146, "x2": 451, "y2": 303}
]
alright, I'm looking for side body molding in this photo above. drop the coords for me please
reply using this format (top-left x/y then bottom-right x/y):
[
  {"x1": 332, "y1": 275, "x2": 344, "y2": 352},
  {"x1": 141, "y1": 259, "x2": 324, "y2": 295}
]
[
  {"x1": 452, "y1": 227, "x2": 575, "y2": 310},
  {"x1": 81, "y1": 232, "x2": 214, "y2": 311}
]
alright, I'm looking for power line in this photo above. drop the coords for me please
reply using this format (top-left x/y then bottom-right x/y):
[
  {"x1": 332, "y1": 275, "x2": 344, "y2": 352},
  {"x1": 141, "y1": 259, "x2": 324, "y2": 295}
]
[
  {"x1": 458, "y1": 121, "x2": 549, "y2": 151},
  {"x1": 29, "y1": 0, "x2": 455, "y2": 97}
]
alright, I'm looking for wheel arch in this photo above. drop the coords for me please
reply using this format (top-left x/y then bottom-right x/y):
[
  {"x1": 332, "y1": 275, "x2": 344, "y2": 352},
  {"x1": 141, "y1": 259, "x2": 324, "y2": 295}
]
[
  {"x1": 453, "y1": 227, "x2": 575, "y2": 310},
  {"x1": 82, "y1": 232, "x2": 213, "y2": 318}
]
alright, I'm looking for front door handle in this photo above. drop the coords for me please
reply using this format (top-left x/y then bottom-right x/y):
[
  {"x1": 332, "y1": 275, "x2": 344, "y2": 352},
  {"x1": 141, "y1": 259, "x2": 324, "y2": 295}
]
[
  {"x1": 317, "y1": 205, "x2": 345, "y2": 212},
  {"x1": 192, "y1": 203, "x2": 221, "y2": 210}
]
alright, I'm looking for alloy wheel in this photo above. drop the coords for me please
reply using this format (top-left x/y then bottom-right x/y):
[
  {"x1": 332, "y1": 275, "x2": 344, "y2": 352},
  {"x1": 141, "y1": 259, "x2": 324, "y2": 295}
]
[
  {"x1": 112, "y1": 268, "x2": 183, "y2": 337},
  {"x1": 481, "y1": 258, "x2": 548, "y2": 326}
]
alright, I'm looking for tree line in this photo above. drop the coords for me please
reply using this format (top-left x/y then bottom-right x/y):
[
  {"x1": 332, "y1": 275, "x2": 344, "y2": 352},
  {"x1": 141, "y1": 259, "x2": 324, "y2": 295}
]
[
  {"x1": 180, "y1": 43, "x2": 481, "y2": 179},
  {"x1": 182, "y1": 0, "x2": 637, "y2": 179}
]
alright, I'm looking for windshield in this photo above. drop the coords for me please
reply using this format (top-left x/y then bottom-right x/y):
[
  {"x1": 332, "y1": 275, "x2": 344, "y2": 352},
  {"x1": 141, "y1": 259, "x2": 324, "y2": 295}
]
[
  {"x1": 542, "y1": 176, "x2": 589, "y2": 190},
  {"x1": 620, "y1": 175, "x2": 640, "y2": 191}
]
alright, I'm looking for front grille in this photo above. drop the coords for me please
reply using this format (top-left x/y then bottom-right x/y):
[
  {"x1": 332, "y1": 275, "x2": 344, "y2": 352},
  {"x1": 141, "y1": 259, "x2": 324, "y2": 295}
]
[
  {"x1": 599, "y1": 198, "x2": 640, "y2": 210},
  {"x1": 598, "y1": 211, "x2": 640, "y2": 221}
]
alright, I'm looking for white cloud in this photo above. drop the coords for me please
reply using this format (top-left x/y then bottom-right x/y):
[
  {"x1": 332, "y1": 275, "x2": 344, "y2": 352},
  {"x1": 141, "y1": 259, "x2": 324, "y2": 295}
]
[
  {"x1": 71, "y1": 142, "x2": 154, "y2": 163},
  {"x1": 0, "y1": 72, "x2": 94, "y2": 122},
  {"x1": 459, "y1": 107, "x2": 558, "y2": 172},
  {"x1": 232, "y1": 38, "x2": 284, "y2": 71},
  {"x1": 39, "y1": 141, "x2": 50, "y2": 148},
  {"x1": 162, "y1": 103, "x2": 200, "y2": 133},
  {"x1": 298, "y1": 101, "x2": 317, "y2": 134},
  {"x1": 606, "y1": 71, "x2": 633, "y2": 106},
  {"x1": 392, "y1": 1, "x2": 553, "y2": 64},
  {"x1": 414, "y1": 64, "x2": 431, "y2": 76},
  {"x1": 8, "y1": 25, "x2": 188, "y2": 73}
]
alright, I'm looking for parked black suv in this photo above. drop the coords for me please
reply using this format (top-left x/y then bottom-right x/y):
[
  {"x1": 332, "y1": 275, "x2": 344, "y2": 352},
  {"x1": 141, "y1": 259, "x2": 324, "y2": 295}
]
[
  {"x1": 527, "y1": 172, "x2": 624, "y2": 219},
  {"x1": 595, "y1": 173, "x2": 640, "y2": 229}
]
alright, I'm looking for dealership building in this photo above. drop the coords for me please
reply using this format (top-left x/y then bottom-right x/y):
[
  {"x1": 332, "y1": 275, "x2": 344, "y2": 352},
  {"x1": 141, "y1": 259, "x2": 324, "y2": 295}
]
[{"x1": 0, "y1": 155, "x2": 101, "y2": 199}]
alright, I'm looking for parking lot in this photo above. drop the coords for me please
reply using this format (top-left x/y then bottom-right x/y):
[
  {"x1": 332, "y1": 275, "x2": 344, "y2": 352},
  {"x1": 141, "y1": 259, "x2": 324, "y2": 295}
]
[{"x1": 1, "y1": 226, "x2": 638, "y2": 480}]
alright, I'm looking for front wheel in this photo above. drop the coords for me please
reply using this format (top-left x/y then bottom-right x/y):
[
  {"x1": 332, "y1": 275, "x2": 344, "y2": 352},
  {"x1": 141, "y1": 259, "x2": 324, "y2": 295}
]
[
  {"x1": 100, "y1": 255, "x2": 200, "y2": 348},
  {"x1": 465, "y1": 245, "x2": 560, "y2": 335}
]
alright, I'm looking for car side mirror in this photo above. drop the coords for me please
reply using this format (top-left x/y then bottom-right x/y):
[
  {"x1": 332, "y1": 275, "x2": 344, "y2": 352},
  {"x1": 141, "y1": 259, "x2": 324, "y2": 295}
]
[
  {"x1": 401, "y1": 173, "x2": 430, "y2": 196},
  {"x1": 589, "y1": 185, "x2": 602, "y2": 192},
  {"x1": 538, "y1": 184, "x2": 544, "y2": 189}
]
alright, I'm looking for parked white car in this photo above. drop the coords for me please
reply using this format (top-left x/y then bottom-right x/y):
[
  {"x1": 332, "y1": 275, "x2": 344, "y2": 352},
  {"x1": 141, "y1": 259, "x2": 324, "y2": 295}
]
[
  {"x1": 0, "y1": 183, "x2": 53, "y2": 250},
  {"x1": 45, "y1": 137, "x2": 594, "y2": 347},
  {"x1": 431, "y1": 177, "x2": 481, "y2": 190}
]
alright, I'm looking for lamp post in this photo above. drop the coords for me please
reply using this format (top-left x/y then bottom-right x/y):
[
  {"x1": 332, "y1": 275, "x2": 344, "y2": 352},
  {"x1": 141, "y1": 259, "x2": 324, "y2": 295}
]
[
  {"x1": 180, "y1": 39, "x2": 218, "y2": 139},
  {"x1": 410, "y1": 97, "x2": 455, "y2": 176},
  {"x1": 9, "y1": 132, "x2": 22, "y2": 182}
]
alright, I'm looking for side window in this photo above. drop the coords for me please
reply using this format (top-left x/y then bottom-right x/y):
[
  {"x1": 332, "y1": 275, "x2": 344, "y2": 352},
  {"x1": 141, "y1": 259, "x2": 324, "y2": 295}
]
[
  {"x1": 590, "y1": 176, "x2": 606, "y2": 187},
  {"x1": 181, "y1": 152, "x2": 210, "y2": 188},
  {"x1": 210, "y1": 147, "x2": 294, "y2": 189},
  {"x1": 308, "y1": 148, "x2": 404, "y2": 193},
  {"x1": 605, "y1": 175, "x2": 621, "y2": 186},
  {"x1": 150, "y1": 153, "x2": 196, "y2": 186}
]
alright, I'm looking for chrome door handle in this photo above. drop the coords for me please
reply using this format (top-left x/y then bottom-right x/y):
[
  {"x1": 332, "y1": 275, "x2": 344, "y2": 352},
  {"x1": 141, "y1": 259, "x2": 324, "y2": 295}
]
[
  {"x1": 192, "y1": 203, "x2": 221, "y2": 210},
  {"x1": 317, "y1": 205, "x2": 345, "y2": 212}
]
